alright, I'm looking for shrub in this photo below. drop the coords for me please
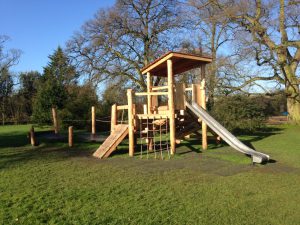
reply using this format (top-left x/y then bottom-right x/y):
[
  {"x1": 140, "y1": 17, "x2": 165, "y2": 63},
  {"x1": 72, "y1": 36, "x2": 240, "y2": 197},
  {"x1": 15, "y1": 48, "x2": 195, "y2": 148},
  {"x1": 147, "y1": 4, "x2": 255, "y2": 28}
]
[{"x1": 211, "y1": 95, "x2": 267, "y2": 133}]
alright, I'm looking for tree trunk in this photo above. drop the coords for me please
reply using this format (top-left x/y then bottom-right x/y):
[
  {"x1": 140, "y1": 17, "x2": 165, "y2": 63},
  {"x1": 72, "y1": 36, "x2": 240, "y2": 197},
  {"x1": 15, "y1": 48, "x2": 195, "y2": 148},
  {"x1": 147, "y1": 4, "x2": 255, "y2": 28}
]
[
  {"x1": 287, "y1": 96, "x2": 300, "y2": 123},
  {"x1": 286, "y1": 84, "x2": 300, "y2": 123}
]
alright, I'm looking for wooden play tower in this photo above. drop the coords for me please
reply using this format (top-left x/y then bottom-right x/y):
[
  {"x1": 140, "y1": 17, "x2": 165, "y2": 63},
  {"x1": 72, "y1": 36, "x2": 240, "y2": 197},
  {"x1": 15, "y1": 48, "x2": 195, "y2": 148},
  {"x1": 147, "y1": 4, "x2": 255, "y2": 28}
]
[{"x1": 93, "y1": 52, "x2": 213, "y2": 159}]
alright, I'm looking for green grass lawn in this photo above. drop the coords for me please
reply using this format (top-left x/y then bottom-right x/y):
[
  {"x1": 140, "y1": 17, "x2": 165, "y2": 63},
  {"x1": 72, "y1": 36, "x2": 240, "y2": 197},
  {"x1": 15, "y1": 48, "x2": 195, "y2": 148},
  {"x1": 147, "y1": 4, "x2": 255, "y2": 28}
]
[{"x1": 0, "y1": 124, "x2": 300, "y2": 224}]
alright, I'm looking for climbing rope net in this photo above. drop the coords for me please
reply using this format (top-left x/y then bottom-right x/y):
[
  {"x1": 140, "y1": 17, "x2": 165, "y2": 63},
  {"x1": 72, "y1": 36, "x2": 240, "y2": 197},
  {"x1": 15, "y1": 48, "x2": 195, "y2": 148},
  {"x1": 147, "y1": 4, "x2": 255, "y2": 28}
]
[{"x1": 138, "y1": 116, "x2": 170, "y2": 159}]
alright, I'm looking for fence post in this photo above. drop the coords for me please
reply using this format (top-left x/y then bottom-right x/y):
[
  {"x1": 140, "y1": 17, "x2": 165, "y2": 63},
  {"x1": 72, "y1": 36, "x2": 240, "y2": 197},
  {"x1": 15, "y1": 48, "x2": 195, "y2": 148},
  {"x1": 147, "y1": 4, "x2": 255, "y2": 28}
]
[
  {"x1": 52, "y1": 107, "x2": 58, "y2": 134},
  {"x1": 30, "y1": 126, "x2": 36, "y2": 146},
  {"x1": 68, "y1": 126, "x2": 73, "y2": 147},
  {"x1": 91, "y1": 106, "x2": 96, "y2": 136}
]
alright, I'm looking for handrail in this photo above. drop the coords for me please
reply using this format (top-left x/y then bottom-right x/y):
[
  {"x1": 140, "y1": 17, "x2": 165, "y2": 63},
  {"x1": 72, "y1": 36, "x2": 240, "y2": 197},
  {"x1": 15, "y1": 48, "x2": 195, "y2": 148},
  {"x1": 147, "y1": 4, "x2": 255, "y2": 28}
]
[
  {"x1": 117, "y1": 105, "x2": 128, "y2": 110},
  {"x1": 151, "y1": 86, "x2": 168, "y2": 91},
  {"x1": 135, "y1": 92, "x2": 168, "y2": 96}
]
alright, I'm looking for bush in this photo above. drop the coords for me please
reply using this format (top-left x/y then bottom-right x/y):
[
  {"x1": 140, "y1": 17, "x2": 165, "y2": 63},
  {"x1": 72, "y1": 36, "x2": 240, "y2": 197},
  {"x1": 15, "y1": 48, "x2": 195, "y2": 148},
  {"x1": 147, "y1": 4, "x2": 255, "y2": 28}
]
[{"x1": 211, "y1": 95, "x2": 267, "y2": 133}]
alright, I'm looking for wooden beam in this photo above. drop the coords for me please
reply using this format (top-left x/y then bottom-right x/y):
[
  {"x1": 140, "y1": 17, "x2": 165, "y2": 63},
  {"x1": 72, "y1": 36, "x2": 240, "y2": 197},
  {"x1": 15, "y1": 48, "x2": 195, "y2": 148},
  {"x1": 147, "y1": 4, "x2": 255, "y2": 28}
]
[
  {"x1": 151, "y1": 86, "x2": 168, "y2": 91},
  {"x1": 111, "y1": 104, "x2": 117, "y2": 133},
  {"x1": 167, "y1": 59, "x2": 176, "y2": 155},
  {"x1": 135, "y1": 92, "x2": 168, "y2": 96},
  {"x1": 200, "y1": 78, "x2": 208, "y2": 150},
  {"x1": 147, "y1": 72, "x2": 152, "y2": 114},
  {"x1": 116, "y1": 105, "x2": 128, "y2": 110},
  {"x1": 127, "y1": 89, "x2": 135, "y2": 157}
]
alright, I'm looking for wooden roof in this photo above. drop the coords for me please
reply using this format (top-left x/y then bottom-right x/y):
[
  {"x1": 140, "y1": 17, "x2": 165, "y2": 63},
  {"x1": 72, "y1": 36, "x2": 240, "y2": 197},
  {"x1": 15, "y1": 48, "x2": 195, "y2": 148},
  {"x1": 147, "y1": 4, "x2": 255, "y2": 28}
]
[{"x1": 141, "y1": 51, "x2": 212, "y2": 77}]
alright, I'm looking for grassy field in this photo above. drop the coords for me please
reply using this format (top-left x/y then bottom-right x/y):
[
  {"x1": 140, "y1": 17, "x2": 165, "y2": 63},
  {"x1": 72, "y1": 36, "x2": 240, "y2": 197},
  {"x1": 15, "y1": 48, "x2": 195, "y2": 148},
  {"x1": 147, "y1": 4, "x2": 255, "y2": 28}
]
[{"x1": 0, "y1": 124, "x2": 300, "y2": 224}]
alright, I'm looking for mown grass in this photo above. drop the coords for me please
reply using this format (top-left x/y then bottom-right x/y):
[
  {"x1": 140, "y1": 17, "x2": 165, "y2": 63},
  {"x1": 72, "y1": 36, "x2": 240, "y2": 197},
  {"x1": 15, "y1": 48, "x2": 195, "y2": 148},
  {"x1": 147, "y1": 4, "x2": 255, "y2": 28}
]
[{"x1": 0, "y1": 124, "x2": 300, "y2": 224}]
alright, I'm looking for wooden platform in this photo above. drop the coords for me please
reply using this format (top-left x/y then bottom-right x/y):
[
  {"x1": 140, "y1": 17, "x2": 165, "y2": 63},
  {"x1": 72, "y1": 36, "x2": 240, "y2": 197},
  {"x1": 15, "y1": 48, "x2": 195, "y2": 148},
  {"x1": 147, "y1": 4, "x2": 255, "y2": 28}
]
[{"x1": 93, "y1": 124, "x2": 129, "y2": 159}]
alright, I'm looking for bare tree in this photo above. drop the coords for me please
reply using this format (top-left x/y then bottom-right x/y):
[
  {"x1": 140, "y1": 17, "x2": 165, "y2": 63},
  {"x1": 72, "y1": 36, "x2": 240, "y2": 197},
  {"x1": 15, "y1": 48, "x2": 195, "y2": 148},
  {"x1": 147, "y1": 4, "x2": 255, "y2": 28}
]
[
  {"x1": 0, "y1": 35, "x2": 21, "y2": 125},
  {"x1": 67, "y1": 0, "x2": 182, "y2": 91},
  {"x1": 0, "y1": 35, "x2": 21, "y2": 73},
  {"x1": 186, "y1": 0, "x2": 232, "y2": 105},
  {"x1": 210, "y1": 0, "x2": 300, "y2": 122}
]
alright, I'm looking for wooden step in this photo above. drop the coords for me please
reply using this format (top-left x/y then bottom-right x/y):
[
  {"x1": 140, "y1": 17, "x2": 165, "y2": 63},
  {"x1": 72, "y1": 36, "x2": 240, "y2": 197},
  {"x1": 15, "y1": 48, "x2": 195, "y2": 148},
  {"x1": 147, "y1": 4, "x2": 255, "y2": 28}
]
[{"x1": 93, "y1": 124, "x2": 129, "y2": 159}]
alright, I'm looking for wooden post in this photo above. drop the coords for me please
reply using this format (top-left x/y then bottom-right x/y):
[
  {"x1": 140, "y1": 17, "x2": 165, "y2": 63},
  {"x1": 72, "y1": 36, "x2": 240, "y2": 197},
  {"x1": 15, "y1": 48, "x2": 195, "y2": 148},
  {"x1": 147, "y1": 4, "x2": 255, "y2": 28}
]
[
  {"x1": 68, "y1": 126, "x2": 73, "y2": 147},
  {"x1": 52, "y1": 107, "x2": 58, "y2": 134},
  {"x1": 200, "y1": 65, "x2": 208, "y2": 150},
  {"x1": 167, "y1": 59, "x2": 176, "y2": 155},
  {"x1": 127, "y1": 89, "x2": 135, "y2": 157},
  {"x1": 111, "y1": 104, "x2": 117, "y2": 133},
  {"x1": 147, "y1": 72, "x2": 152, "y2": 114},
  {"x1": 30, "y1": 126, "x2": 36, "y2": 146},
  {"x1": 91, "y1": 106, "x2": 96, "y2": 135}
]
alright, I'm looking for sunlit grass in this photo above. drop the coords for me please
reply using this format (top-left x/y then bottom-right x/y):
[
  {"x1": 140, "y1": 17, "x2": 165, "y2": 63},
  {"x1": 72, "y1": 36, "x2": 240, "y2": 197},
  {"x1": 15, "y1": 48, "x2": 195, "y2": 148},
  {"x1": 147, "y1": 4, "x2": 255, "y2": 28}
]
[{"x1": 0, "y1": 124, "x2": 300, "y2": 224}]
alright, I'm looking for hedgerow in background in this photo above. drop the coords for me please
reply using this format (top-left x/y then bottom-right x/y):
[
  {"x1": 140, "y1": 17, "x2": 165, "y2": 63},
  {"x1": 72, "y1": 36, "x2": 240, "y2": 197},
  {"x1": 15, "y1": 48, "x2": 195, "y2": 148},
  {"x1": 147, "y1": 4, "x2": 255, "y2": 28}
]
[{"x1": 211, "y1": 95, "x2": 267, "y2": 133}]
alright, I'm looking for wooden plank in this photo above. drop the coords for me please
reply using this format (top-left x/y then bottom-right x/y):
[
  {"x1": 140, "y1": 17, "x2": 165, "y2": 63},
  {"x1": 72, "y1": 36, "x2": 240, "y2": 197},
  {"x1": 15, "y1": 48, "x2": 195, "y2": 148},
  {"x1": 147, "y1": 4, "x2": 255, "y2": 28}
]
[
  {"x1": 93, "y1": 124, "x2": 129, "y2": 159},
  {"x1": 174, "y1": 83, "x2": 185, "y2": 110}
]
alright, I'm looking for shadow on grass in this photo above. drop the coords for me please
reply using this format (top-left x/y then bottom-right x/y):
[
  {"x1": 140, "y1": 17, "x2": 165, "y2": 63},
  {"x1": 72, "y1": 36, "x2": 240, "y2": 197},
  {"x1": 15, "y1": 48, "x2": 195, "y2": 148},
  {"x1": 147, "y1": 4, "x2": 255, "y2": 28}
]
[{"x1": 0, "y1": 126, "x2": 282, "y2": 169}]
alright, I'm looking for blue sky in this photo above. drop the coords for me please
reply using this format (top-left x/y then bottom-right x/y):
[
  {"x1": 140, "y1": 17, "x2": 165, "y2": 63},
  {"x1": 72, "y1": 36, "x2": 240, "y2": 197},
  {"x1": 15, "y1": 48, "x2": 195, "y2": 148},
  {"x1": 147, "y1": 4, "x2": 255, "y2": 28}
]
[{"x1": 0, "y1": 0, "x2": 115, "y2": 73}]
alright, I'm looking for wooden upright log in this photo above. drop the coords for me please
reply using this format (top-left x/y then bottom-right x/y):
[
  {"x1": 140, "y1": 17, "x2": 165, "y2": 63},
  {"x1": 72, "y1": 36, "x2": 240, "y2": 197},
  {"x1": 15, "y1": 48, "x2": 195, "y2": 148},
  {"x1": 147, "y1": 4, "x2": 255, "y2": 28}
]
[
  {"x1": 91, "y1": 106, "x2": 96, "y2": 135},
  {"x1": 127, "y1": 89, "x2": 135, "y2": 157},
  {"x1": 52, "y1": 107, "x2": 58, "y2": 134},
  {"x1": 200, "y1": 65, "x2": 208, "y2": 150},
  {"x1": 68, "y1": 126, "x2": 73, "y2": 147},
  {"x1": 167, "y1": 59, "x2": 176, "y2": 155},
  {"x1": 147, "y1": 72, "x2": 152, "y2": 114},
  {"x1": 111, "y1": 104, "x2": 117, "y2": 133},
  {"x1": 30, "y1": 126, "x2": 36, "y2": 146}
]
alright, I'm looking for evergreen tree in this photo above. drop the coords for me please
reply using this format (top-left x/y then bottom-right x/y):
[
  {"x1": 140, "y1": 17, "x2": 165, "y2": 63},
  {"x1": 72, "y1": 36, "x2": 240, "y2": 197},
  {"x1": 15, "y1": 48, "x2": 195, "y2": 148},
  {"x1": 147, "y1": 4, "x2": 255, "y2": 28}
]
[
  {"x1": 19, "y1": 71, "x2": 41, "y2": 115},
  {"x1": 32, "y1": 47, "x2": 77, "y2": 124}
]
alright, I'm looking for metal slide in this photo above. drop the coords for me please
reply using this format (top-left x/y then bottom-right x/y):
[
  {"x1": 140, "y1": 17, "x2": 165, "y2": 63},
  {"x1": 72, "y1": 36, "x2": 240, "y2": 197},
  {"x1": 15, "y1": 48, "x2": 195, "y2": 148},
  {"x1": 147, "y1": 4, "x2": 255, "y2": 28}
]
[{"x1": 186, "y1": 101, "x2": 270, "y2": 164}]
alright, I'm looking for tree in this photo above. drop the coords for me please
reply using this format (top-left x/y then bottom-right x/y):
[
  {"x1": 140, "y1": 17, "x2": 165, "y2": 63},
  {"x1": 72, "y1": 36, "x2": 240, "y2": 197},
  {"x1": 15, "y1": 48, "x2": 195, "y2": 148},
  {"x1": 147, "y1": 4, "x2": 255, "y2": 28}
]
[
  {"x1": 19, "y1": 71, "x2": 41, "y2": 115},
  {"x1": 0, "y1": 35, "x2": 21, "y2": 74},
  {"x1": 32, "y1": 47, "x2": 77, "y2": 124},
  {"x1": 187, "y1": 0, "x2": 232, "y2": 105},
  {"x1": 210, "y1": 0, "x2": 300, "y2": 122},
  {"x1": 0, "y1": 35, "x2": 21, "y2": 124},
  {"x1": 0, "y1": 67, "x2": 13, "y2": 125},
  {"x1": 60, "y1": 83, "x2": 99, "y2": 129},
  {"x1": 67, "y1": 0, "x2": 182, "y2": 90}
]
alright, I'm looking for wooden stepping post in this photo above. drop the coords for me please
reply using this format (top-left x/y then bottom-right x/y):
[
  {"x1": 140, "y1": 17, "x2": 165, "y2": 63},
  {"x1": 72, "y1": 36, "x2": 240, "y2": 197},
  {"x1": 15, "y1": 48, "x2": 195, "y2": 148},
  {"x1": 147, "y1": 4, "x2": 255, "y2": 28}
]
[
  {"x1": 30, "y1": 126, "x2": 36, "y2": 146},
  {"x1": 68, "y1": 126, "x2": 73, "y2": 147}
]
